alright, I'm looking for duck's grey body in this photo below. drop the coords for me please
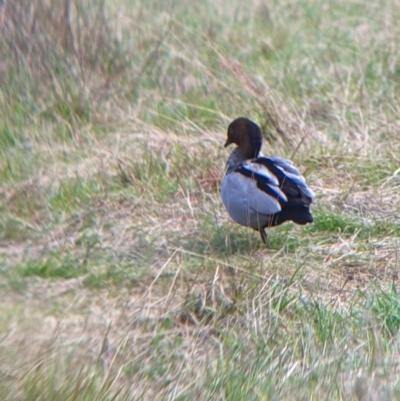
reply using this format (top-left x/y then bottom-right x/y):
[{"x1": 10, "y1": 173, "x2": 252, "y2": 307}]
[{"x1": 221, "y1": 149, "x2": 281, "y2": 229}]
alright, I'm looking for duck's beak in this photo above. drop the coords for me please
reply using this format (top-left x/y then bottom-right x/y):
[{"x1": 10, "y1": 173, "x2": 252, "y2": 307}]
[{"x1": 224, "y1": 139, "x2": 232, "y2": 148}]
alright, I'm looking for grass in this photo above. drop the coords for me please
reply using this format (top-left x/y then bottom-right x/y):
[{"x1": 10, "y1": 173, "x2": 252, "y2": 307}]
[{"x1": 1, "y1": 0, "x2": 400, "y2": 399}]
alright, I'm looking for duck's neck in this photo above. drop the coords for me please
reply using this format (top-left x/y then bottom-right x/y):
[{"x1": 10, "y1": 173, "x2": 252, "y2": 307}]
[
  {"x1": 241, "y1": 134, "x2": 262, "y2": 160},
  {"x1": 225, "y1": 147, "x2": 258, "y2": 174}
]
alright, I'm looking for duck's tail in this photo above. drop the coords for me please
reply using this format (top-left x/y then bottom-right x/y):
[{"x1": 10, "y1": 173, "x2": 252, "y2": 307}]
[{"x1": 273, "y1": 205, "x2": 313, "y2": 226}]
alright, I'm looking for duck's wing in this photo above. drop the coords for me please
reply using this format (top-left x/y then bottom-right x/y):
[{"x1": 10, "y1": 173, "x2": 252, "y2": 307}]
[
  {"x1": 253, "y1": 156, "x2": 314, "y2": 204},
  {"x1": 233, "y1": 160, "x2": 288, "y2": 211}
]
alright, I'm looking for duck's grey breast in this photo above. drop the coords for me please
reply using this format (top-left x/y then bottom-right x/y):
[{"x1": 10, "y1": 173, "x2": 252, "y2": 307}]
[{"x1": 220, "y1": 171, "x2": 281, "y2": 229}]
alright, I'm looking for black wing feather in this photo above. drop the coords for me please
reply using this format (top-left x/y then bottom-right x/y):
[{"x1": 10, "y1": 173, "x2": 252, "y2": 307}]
[
  {"x1": 254, "y1": 157, "x2": 312, "y2": 205},
  {"x1": 234, "y1": 164, "x2": 287, "y2": 204}
]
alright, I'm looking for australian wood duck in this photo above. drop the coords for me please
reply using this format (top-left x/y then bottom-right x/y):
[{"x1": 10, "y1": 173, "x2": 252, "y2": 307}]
[{"x1": 220, "y1": 117, "x2": 314, "y2": 245}]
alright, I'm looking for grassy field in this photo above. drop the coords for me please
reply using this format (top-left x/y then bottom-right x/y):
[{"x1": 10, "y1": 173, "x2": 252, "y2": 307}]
[{"x1": 1, "y1": 0, "x2": 400, "y2": 399}]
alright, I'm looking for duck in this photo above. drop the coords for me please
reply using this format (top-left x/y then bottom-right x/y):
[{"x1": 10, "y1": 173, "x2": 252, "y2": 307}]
[{"x1": 220, "y1": 117, "x2": 314, "y2": 245}]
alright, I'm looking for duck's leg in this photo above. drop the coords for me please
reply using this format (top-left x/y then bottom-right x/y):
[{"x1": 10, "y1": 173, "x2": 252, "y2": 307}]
[{"x1": 259, "y1": 228, "x2": 268, "y2": 246}]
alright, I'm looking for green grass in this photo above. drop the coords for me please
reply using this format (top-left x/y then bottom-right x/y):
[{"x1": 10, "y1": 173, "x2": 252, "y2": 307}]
[
  {"x1": 2, "y1": 0, "x2": 400, "y2": 399},
  {"x1": 17, "y1": 252, "x2": 88, "y2": 279}
]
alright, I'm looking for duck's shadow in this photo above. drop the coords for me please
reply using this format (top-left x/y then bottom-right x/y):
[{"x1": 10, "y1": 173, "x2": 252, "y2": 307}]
[{"x1": 181, "y1": 224, "x2": 303, "y2": 257}]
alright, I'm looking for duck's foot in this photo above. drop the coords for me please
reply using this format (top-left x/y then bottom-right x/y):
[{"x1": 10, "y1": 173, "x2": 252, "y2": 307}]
[{"x1": 259, "y1": 228, "x2": 268, "y2": 246}]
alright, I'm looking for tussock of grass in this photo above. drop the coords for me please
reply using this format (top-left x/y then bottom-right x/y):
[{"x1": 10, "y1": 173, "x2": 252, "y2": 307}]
[{"x1": 2, "y1": 0, "x2": 400, "y2": 399}]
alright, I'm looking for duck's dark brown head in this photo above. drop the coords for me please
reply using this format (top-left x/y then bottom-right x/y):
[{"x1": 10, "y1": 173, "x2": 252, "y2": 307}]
[{"x1": 225, "y1": 117, "x2": 263, "y2": 159}]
